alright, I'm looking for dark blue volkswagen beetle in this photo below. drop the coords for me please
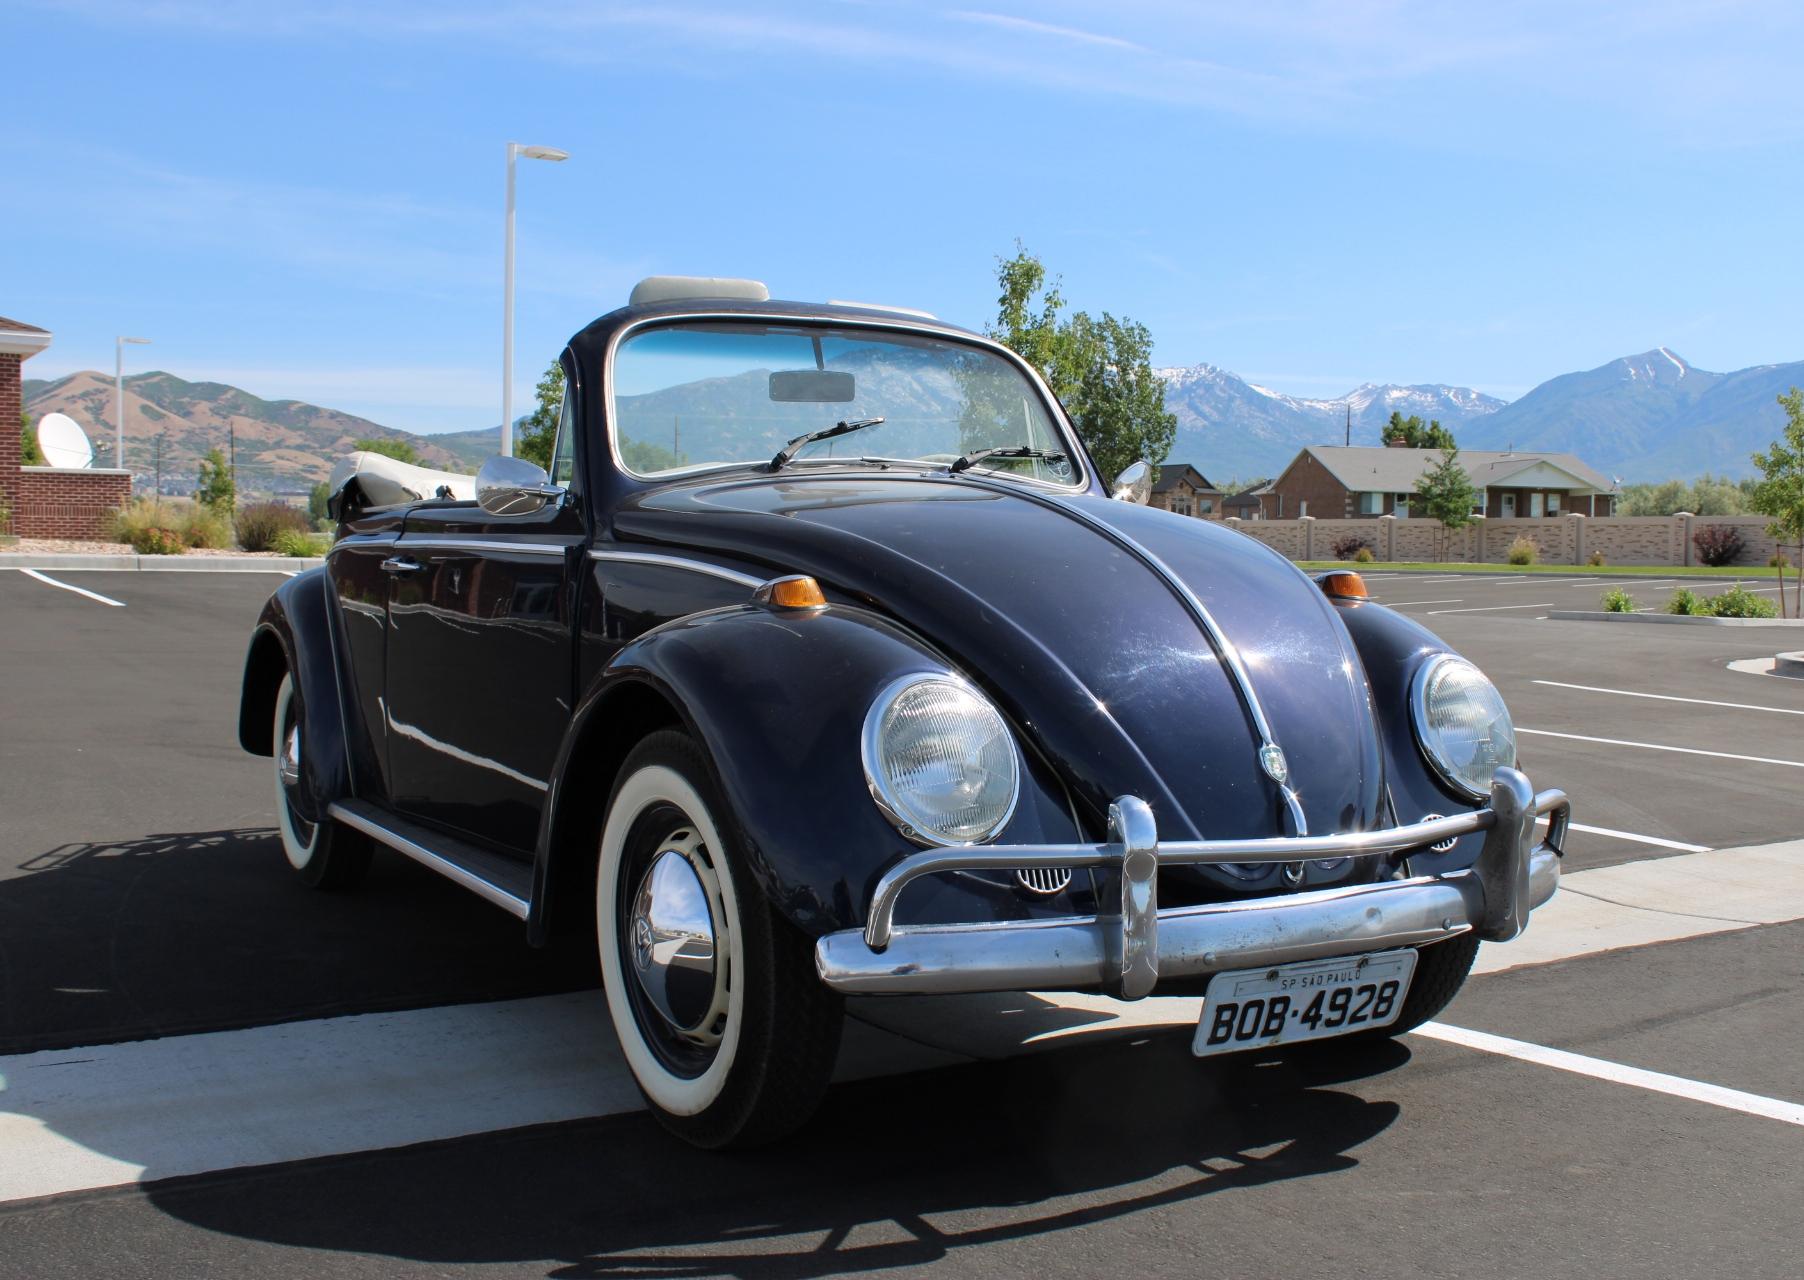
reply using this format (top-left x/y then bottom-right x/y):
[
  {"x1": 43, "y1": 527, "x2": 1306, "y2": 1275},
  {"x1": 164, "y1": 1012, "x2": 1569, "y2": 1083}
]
[{"x1": 239, "y1": 277, "x2": 1569, "y2": 1147}]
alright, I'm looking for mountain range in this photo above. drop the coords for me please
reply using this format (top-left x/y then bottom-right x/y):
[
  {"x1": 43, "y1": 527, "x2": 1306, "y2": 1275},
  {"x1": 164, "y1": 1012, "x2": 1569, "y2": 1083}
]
[
  {"x1": 25, "y1": 347, "x2": 1804, "y2": 493},
  {"x1": 1157, "y1": 348, "x2": 1804, "y2": 484}
]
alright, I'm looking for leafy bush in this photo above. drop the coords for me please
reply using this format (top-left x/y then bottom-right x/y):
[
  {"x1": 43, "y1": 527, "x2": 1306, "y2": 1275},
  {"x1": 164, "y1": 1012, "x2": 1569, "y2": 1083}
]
[
  {"x1": 109, "y1": 497, "x2": 173, "y2": 545},
  {"x1": 1772, "y1": 552, "x2": 1792, "y2": 568},
  {"x1": 274, "y1": 528, "x2": 330, "y2": 558},
  {"x1": 1601, "y1": 586, "x2": 1637, "y2": 613},
  {"x1": 129, "y1": 525, "x2": 187, "y2": 555},
  {"x1": 180, "y1": 505, "x2": 233, "y2": 549},
  {"x1": 1353, "y1": 546, "x2": 1375, "y2": 564},
  {"x1": 1505, "y1": 536, "x2": 1538, "y2": 566},
  {"x1": 194, "y1": 447, "x2": 235, "y2": 514},
  {"x1": 1705, "y1": 584, "x2": 1778, "y2": 618},
  {"x1": 1586, "y1": 551, "x2": 1606, "y2": 566},
  {"x1": 1691, "y1": 524, "x2": 1745, "y2": 567},
  {"x1": 235, "y1": 501, "x2": 312, "y2": 552},
  {"x1": 1330, "y1": 535, "x2": 1370, "y2": 560},
  {"x1": 1666, "y1": 588, "x2": 1704, "y2": 615}
]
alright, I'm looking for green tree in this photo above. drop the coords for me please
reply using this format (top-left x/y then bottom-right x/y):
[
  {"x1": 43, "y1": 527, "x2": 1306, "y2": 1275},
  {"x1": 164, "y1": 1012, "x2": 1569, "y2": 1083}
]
[
  {"x1": 352, "y1": 436, "x2": 421, "y2": 465},
  {"x1": 194, "y1": 446, "x2": 236, "y2": 513},
  {"x1": 21, "y1": 411, "x2": 45, "y2": 466},
  {"x1": 1620, "y1": 473, "x2": 1751, "y2": 517},
  {"x1": 1384, "y1": 411, "x2": 1456, "y2": 451},
  {"x1": 984, "y1": 245, "x2": 1176, "y2": 484},
  {"x1": 1750, "y1": 387, "x2": 1804, "y2": 617},
  {"x1": 307, "y1": 480, "x2": 332, "y2": 525},
  {"x1": 515, "y1": 360, "x2": 564, "y2": 472},
  {"x1": 1416, "y1": 446, "x2": 1477, "y2": 560}
]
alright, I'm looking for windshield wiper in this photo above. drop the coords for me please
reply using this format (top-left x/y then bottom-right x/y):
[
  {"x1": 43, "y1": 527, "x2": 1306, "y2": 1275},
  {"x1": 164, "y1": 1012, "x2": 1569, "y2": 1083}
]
[
  {"x1": 949, "y1": 446, "x2": 1068, "y2": 474},
  {"x1": 769, "y1": 417, "x2": 885, "y2": 471}
]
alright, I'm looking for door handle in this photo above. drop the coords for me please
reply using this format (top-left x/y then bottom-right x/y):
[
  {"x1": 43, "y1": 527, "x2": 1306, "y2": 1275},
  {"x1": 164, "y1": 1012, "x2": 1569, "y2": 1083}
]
[{"x1": 380, "y1": 556, "x2": 425, "y2": 575}]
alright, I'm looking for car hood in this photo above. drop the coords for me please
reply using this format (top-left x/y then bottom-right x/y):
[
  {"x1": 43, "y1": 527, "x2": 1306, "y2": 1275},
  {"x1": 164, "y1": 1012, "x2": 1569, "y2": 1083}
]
[{"x1": 612, "y1": 472, "x2": 1384, "y2": 856}]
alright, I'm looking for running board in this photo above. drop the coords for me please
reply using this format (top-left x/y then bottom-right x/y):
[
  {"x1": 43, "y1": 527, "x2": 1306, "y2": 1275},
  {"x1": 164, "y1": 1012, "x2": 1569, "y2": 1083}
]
[{"x1": 328, "y1": 800, "x2": 534, "y2": 919}]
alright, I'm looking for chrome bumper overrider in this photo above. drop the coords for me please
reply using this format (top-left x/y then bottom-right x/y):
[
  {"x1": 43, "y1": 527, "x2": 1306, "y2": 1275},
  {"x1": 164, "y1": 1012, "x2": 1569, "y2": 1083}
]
[{"x1": 816, "y1": 767, "x2": 1569, "y2": 1000}]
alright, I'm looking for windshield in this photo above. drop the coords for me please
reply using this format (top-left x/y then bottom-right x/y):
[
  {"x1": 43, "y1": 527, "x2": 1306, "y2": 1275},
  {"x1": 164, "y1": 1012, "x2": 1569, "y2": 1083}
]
[{"x1": 611, "y1": 321, "x2": 1079, "y2": 485}]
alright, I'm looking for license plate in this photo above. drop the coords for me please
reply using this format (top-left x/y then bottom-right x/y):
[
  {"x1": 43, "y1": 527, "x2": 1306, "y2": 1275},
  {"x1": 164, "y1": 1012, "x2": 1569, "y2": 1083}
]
[{"x1": 1192, "y1": 949, "x2": 1418, "y2": 1057}]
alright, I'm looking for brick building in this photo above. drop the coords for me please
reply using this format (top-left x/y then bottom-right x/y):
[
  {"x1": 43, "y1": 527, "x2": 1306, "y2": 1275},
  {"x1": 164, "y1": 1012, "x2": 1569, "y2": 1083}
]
[
  {"x1": 2, "y1": 316, "x2": 132, "y2": 539},
  {"x1": 1149, "y1": 463, "x2": 1224, "y2": 518},
  {"x1": 1260, "y1": 444, "x2": 1617, "y2": 521}
]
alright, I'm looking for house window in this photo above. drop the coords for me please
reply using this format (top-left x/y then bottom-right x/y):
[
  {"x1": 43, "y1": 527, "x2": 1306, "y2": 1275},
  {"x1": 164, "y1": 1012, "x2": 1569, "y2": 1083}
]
[
  {"x1": 1358, "y1": 491, "x2": 1383, "y2": 515},
  {"x1": 1173, "y1": 498, "x2": 1191, "y2": 517},
  {"x1": 1547, "y1": 492, "x2": 1561, "y2": 515},
  {"x1": 1529, "y1": 492, "x2": 1545, "y2": 517},
  {"x1": 1198, "y1": 499, "x2": 1214, "y2": 514}
]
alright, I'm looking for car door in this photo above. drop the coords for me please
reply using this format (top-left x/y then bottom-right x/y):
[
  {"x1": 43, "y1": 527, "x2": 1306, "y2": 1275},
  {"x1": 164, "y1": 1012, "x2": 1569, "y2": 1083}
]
[{"x1": 381, "y1": 388, "x2": 586, "y2": 854}]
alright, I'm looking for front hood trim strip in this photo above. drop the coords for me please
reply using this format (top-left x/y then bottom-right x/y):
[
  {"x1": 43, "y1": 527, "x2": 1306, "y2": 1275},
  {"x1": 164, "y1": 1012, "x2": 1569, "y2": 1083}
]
[{"x1": 950, "y1": 477, "x2": 1308, "y2": 836}]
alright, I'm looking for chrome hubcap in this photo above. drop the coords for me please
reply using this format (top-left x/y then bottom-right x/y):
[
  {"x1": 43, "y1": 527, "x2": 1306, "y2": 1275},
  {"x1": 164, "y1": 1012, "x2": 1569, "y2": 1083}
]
[
  {"x1": 278, "y1": 722, "x2": 302, "y2": 789},
  {"x1": 628, "y1": 840, "x2": 722, "y2": 1037}
]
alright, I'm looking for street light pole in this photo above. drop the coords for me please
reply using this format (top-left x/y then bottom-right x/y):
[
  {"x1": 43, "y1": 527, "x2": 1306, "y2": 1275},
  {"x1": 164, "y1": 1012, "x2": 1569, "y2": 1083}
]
[
  {"x1": 116, "y1": 336, "x2": 151, "y2": 473},
  {"x1": 502, "y1": 142, "x2": 568, "y2": 457}
]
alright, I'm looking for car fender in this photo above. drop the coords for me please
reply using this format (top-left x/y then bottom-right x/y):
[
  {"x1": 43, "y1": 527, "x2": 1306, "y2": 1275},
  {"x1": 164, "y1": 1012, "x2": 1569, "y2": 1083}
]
[
  {"x1": 1333, "y1": 597, "x2": 1486, "y2": 874},
  {"x1": 529, "y1": 602, "x2": 1083, "y2": 944},
  {"x1": 237, "y1": 568, "x2": 351, "y2": 824}
]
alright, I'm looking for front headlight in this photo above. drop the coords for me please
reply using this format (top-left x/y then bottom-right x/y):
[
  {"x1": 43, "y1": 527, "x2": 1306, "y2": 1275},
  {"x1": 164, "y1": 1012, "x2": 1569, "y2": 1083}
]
[
  {"x1": 862, "y1": 674, "x2": 1021, "y2": 845},
  {"x1": 1411, "y1": 654, "x2": 1516, "y2": 800}
]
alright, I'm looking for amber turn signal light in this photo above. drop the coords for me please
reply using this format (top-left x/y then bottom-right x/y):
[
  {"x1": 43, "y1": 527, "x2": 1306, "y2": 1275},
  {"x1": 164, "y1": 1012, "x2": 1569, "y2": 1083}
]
[
  {"x1": 755, "y1": 575, "x2": 828, "y2": 610},
  {"x1": 1318, "y1": 571, "x2": 1368, "y2": 600}
]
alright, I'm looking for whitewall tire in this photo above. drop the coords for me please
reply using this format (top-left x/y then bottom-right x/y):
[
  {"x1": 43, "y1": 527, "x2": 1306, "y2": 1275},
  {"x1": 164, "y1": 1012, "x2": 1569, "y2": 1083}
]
[
  {"x1": 596, "y1": 729, "x2": 842, "y2": 1148},
  {"x1": 271, "y1": 673, "x2": 370, "y2": 890}
]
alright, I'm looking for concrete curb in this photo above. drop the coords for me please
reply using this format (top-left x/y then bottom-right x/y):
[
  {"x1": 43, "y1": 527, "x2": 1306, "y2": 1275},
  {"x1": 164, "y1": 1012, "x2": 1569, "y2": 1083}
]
[
  {"x1": 0, "y1": 554, "x2": 323, "y2": 572},
  {"x1": 1547, "y1": 609, "x2": 1804, "y2": 628}
]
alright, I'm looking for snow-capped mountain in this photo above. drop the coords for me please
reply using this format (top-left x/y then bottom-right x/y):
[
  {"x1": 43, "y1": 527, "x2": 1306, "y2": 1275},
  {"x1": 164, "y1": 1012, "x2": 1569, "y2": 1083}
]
[{"x1": 1153, "y1": 363, "x2": 1506, "y2": 482}]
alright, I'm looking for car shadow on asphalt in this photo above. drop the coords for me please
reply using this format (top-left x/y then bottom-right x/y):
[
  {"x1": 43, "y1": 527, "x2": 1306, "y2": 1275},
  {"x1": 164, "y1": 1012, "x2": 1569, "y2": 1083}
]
[
  {"x1": 0, "y1": 827, "x2": 596, "y2": 1055},
  {"x1": 138, "y1": 1034, "x2": 1409, "y2": 1277}
]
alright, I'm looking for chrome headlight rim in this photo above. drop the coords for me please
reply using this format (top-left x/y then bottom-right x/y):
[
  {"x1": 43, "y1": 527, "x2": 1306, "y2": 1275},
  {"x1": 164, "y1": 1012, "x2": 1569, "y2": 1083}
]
[
  {"x1": 861, "y1": 671, "x2": 1022, "y2": 848},
  {"x1": 1409, "y1": 653, "x2": 1516, "y2": 802}
]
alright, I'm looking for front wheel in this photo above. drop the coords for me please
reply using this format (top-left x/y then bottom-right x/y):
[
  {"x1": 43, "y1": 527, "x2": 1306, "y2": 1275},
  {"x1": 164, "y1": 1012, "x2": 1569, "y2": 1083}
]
[
  {"x1": 271, "y1": 673, "x2": 371, "y2": 890},
  {"x1": 596, "y1": 729, "x2": 842, "y2": 1148}
]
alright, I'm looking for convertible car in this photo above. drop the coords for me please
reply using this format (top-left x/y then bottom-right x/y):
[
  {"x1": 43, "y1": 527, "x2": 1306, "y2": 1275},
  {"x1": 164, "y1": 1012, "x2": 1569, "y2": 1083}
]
[{"x1": 239, "y1": 276, "x2": 1569, "y2": 1147}]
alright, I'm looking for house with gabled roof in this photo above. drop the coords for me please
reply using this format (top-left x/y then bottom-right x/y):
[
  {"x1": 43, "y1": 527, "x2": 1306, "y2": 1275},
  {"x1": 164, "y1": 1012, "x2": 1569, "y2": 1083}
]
[
  {"x1": 1260, "y1": 445, "x2": 1618, "y2": 521},
  {"x1": 1149, "y1": 462, "x2": 1223, "y2": 518}
]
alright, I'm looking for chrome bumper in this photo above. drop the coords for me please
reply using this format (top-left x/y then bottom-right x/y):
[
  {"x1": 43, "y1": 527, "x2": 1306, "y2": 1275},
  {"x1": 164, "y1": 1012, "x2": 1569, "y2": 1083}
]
[{"x1": 816, "y1": 767, "x2": 1568, "y2": 1000}]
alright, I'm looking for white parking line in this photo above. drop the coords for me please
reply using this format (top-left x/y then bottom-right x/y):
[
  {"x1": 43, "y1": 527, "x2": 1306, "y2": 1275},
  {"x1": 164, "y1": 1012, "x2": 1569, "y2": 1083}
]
[
  {"x1": 18, "y1": 569, "x2": 126, "y2": 607},
  {"x1": 1428, "y1": 602, "x2": 1558, "y2": 614},
  {"x1": 1383, "y1": 598, "x2": 1465, "y2": 607},
  {"x1": 1564, "y1": 821, "x2": 1711, "y2": 854},
  {"x1": 1413, "y1": 1023, "x2": 1804, "y2": 1128},
  {"x1": 1519, "y1": 727, "x2": 1804, "y2": 769},
  {"x1": 1533, "y1": 679, "x2": 1804, "y2": 717}
]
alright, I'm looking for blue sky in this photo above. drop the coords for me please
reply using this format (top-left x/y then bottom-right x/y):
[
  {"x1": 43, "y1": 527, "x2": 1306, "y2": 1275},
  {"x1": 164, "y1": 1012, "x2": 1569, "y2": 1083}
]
[{"x1": 7, "y1": 1, "x2": 1803, "y2": 433}]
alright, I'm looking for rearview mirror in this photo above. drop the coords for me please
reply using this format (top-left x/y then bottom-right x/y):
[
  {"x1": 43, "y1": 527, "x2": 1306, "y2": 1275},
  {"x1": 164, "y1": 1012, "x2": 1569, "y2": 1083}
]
[
  {"x1": 476, "y1": 454, "x2": 564, "y2": 516},
  {"x1": 770, "y1": 370, "x2": 856, "y2": 403},
  {"x1": 1111, "y1": 460, "x2": 1153, "y2": 505}
]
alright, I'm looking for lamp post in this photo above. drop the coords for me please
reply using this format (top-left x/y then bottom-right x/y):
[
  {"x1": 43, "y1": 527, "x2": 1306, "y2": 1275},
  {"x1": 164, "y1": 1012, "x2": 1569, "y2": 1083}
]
[
  {"x1": 116, "y1": 336, "x2": 151, "y2": 473},
  {"x1": 502, "y1": 142, "x2": 569, "y2": 457}
]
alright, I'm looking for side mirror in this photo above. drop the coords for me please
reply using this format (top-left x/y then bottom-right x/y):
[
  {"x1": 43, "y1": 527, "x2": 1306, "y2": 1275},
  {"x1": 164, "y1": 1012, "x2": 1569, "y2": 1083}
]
[
  {"x1": 1111, "y1": 460, "x2": 1153, "y2": 505},
  {"x1": 476, "y1": 454, "x2": 564, "y2": 516}
]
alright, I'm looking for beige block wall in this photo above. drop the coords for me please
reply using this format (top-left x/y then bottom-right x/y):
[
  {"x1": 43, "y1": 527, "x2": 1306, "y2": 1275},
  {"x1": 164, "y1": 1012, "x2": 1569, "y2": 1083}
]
[{"x1": 1226, "y1": 513, "x2": 1795, "y2": 567}]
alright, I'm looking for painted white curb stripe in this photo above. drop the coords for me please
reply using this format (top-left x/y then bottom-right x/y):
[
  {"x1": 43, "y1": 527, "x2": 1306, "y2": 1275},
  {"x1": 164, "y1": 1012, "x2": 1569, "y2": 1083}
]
[
  {"x1": 1428, "y1": 602, "x2": 1558, "y2": 614},
  {"x1": 1533, "y1": 679, "x2": 1804, "y2": 716},
  {"x1": 18, "y1": 569, "x2": 126, "y2": 607},
  {"x1": 1412, "y1": 1022, "x2": 1804, "y2": 1127},
  {"x1": 1519, "y1": 727, "x2": 1804, "y2": 769}
]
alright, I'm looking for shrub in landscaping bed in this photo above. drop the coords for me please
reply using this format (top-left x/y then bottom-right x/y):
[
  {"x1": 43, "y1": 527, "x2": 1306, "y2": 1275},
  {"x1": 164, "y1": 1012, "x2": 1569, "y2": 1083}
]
[
  {"x1": 1666, "y1": 588, "x2": 1704, "y2": 615},
  {"x1": 1587, "y1": 551, "x2": 1606, "y2": 566},
  {"x1": 1704, "y1": 584, "x2": 1778, "y2": 618},
  {"x1": 1601, "y1": 586, "x2": 1637, "y2": 613},
  {"x1": 273, "y1": 528, "x2": 331, "y2": 557},
  {"x1": 235, "y1": 501, "x2": 311, "y2": 552},
  {"x1": 1505, "y1": 536, "x2": 1538, "y2": 566},
  {"x1": 1691, "y1": 525, "x2": 1745, "y2": 567},
  {"x1": 179, "y1": 505, "x2": 233, "y2": 550},
  {"x1": 1353, "y1": 546, "x2": 1375, "y2": 564},
  {"x1": 1330, "y1": 535, "x2": 1370, "y2": 560}
]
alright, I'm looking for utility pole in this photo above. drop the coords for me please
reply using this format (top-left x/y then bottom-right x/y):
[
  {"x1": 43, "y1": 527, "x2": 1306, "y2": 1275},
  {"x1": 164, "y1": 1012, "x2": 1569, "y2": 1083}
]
[
  {"x1": 1345, "y1": 404, "x2": 1351, "y2": 447},
  {"x1": 154, "y1": 432, "x2": 165, "y2": 502},
  {"x1": 674, "y1": 415, "x2": 681, "y2": 463},
  {"x1": 229, "y1": 423, "x2": 236, "y2": 498}
]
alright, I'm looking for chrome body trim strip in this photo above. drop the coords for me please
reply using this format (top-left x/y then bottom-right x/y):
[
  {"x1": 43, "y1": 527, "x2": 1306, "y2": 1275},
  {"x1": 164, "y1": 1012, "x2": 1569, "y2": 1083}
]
[
  {"x1": 392, "y1": 537, "x2": 570, "y2": 556},
  {"x1": 327, "y1": 803, "x2": 531, "y2": 919},
  {"x1": 587, "y1": 548, "x2": 764, "y2": 589},
  {"x1": 816, "y1": 770, "x2": 1568, "y2": 998}
]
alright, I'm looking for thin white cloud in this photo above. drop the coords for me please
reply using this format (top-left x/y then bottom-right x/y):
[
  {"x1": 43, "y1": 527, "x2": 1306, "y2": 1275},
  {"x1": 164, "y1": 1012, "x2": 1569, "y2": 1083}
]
[{"x1": 948, "y1": 10, "x2": 1147, "y2": 53}]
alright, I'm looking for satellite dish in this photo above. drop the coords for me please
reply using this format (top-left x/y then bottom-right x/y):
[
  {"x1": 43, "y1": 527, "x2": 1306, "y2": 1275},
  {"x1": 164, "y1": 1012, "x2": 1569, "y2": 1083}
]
[{"x1": 36, "y1": 413, "x2": 95, "y2": 469}]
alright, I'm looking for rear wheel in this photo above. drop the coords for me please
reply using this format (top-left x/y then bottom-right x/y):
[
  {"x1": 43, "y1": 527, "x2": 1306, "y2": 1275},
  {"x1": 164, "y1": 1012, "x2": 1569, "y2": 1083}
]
[
  {"x1": 272, "y1": 674, "x2": 371, "y2": 890},
  {"x1": 596, "y1": 729, "x2": 842, "y2": 1148}
]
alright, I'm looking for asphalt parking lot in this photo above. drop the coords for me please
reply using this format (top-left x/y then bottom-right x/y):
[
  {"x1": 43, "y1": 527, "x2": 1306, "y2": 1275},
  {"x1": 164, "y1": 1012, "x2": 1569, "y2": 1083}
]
[{"x1": 2, "y1": 565, "x2": 1800, "y2": 1279}]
